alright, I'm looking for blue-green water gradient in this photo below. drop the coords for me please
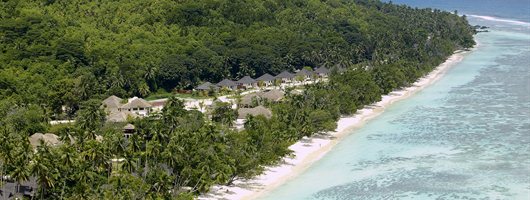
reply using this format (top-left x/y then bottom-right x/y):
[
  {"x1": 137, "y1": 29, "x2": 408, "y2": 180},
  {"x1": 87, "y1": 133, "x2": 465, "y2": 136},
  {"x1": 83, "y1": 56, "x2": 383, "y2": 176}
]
[{"x1": 261, "y1": 1, "x2": 530, "y2": 199}]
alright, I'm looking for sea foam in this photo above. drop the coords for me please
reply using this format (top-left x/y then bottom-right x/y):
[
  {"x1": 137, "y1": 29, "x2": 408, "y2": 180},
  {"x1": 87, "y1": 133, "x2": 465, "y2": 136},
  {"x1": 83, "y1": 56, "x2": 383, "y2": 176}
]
[{"x1": 467, "y1": 14, "x2": 530, "y2": 27}]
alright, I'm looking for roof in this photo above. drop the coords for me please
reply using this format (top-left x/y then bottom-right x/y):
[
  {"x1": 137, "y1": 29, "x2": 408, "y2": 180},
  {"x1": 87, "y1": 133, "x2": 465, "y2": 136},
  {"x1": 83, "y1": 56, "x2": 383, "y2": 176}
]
[
  {"x1": 149, "y1": 100, "x2": 166, "y2": 107},
  {"x1": 216, "y1": 79, "x2": 237, "y2": 87},
  {"x1": 261, "y1": 89, "x2": 284, "y2": 101},
  {"x1": 102, "y1": 95, "x2": 123, "y2": 109},
  {"x1": 275, "y1": 71, "x2": 295, "y2": 79},
  {"x1": 123, "y1": 123, "x2": 135, "y2": 130},
  {"x1": 241, "y1": 93, "x2": 260, "y2": 106},
  {"x1": 28, "y1": 133, "x2": 62, "y2": 148},
  {"x1": 107, "y1": 111, "x2": 138, "y2": 122},
  {"x1": 236, "y1": 76, "x2": 256, "y2": 84},
  {"x1": 195, "y1": 82, "x2": 218, "y2": 90},
  {"x1": 314, "y1": 67, "x2": 330, "y2": 75},
  {"x1": 296, "y1": 68, "x2": 314, "y2": 77},
  {"x1": 0, "y1": 177, "x2": 37, "y2": 199},
  {"x1": 256, "y1": 73, "x2": 275, "y2": 82},
  {"x1": 121, "y1": 97, "x2": 152, "y2": 109},
  {"x1": 238, "y1": 106, "x2": 272, "y2": 119}
]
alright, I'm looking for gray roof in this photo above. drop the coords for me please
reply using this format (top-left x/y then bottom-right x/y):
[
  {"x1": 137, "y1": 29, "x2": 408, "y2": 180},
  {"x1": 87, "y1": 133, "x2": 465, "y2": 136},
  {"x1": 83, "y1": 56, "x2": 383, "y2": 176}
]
[
  {"x1": 121, "y1": 97, "x2": 152, "y2": 109},
  {"x1": 28, "y1": 133, "x2": 62, "y2": 148},
  {"x1": 0, "y1": 177, "x2": 37, "y2": 199},
  {"x1": 216, "y1": 79, "x2": 237, "y2": 87},
  {"x1": 256, "y1": 73, "x2": 275, "y2": 82},
  {"x1": 314, "y1": 67, "x2": 330, "y2": 75},
  {"x1": 275, "y1": 71, "x2": 295, "y2": 79},
  {"x1": 102, "y1": 95, "x2": 123, "y2": 109},
  {"x1": 296, "y1": 68, "x2": 314, "y2": 77},
  {"x1": 238, "y1": 106, "x2": 272, "y2": 119},
  {"x1": 237, "y1": 76, "x2": 256, "y2": 84},
  {"x1": 196, "y1": 82, "x2": 218, "y2": 90}
]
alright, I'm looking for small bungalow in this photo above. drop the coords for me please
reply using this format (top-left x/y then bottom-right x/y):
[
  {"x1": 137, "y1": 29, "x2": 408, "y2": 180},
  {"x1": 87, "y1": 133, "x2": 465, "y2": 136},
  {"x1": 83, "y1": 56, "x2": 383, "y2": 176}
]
[
  {"x1": 237, "y1": 106, "x2": 273, "y2": 119},
  {"x1": 195, "y1": 82, "x2": 218, "y2": 91},
  {"x1": 236, "y1": 76, "x2": 257, "y2": 88},
  {"x1": 295, "y1": 68, "x2": 315, "y2": 81},
  {"x1": 275, "y1": 71, "x2": 295, "y2": 83},
  {"x1": 120, "y1": 97, "x2": 152, "y2": 116},
  {"x1": 256, "y1": 73, "x2": 275, "y2": 86},
  {"x1": 0, "y1": 178, "x2": 37, "y2": 199},
  {"x1": 123, "y1": 123, "x2": 135, "y2": 139},
  {"x1": 314, "y1": 67, "x2": 330, "y2": 78},
  {"x1": 216, "y1": 79, "x2": 238, "y2": 90}
]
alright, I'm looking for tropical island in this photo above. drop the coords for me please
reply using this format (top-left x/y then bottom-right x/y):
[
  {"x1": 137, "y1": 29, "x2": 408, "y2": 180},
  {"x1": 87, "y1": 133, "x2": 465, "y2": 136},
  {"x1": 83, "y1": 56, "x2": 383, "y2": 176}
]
[{"x1": 0, "y1": 0, "x2": 475, "y2": 199}]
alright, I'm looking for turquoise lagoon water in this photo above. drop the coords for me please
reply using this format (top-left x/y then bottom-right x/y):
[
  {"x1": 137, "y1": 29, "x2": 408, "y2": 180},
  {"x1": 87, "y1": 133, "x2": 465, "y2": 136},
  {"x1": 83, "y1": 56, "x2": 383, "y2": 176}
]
[{"x1": 261, "y1": 2, "x2": 530, "y2": 200}]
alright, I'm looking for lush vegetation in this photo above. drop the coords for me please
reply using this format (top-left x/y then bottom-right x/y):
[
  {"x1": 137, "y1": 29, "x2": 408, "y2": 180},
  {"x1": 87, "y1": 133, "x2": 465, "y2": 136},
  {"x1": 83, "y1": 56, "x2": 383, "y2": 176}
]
[{"x1": 0, "y1": 0, "x2": 475, "y2": 199}]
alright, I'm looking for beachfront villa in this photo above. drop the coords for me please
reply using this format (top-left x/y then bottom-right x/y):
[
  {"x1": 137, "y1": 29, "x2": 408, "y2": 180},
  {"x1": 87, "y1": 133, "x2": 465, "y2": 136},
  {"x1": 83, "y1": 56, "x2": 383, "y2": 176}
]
[
  {"x1": 295, "y1": 68, "x2": 315, "y2": 81},
  {"x1": 256, "y1": 73, "x2": 275, "y2": 86},
  {"x1": 195, "y1": 82, "x2": 218, "y2": 91},
  {"x1": 216, "y1": 79, "x2": 238, "y2": 90},
  {"x1": 236, "y1": 76, "x2": 257, "y2": 89},
  {"x1": 314, "y1": 67, "x2": 330, "y2": 78},
  {"x1": 102, "y1": 96, "x2": 153, "y2": 122},
  {"x1": 120, "y1": 97, "x2": 152, "y2": 116},
  {"x1": 275, "y1": 71, "x2": 296, "y2": 83}
]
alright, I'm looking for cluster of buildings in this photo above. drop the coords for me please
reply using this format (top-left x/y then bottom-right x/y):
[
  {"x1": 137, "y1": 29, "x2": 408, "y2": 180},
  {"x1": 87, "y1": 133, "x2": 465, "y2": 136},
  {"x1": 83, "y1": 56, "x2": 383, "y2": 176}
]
[
  {"x1": 195, "y1": 67, "x2": 330, "y2": 91},
  {"x1": 102, "y1": 96, "x2": 160, "y2": 122}
]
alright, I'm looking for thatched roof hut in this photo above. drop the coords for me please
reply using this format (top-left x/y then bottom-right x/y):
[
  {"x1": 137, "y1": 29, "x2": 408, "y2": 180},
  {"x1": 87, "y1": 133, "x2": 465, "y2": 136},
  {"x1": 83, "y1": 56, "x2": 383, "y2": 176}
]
[
  {"x1": 28, "y1": 133, "x2": 62, "y2": 148},
  {"x1": 121, "y1": 97, "x2": 152, "y2": 110},
  {"x1": 238, "y1": 106, "x2": 272, "y2": 119}
]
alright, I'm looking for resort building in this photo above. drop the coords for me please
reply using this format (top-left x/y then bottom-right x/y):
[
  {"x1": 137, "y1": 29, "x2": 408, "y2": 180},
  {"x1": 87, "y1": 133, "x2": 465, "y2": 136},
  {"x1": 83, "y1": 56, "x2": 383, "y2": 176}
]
[
  {"x1": 275, "y1": 71, "x2": 295, "y2": 83},
  {"x1": 314, "y1": 67, "x2": 330, "y2": 78},
  {"x1": 216, "y1": 79, "x2": 238, "y2": 90},
  {"x1": 256, "y1": 73, "x2": 275, "y2": 86},
  {"x1": 123, "y1": 123, "x2": 135, "y2": 139},
  {"x1": 195, "y1": 82, "x2": 218, "y2": 91},
  {"x1": 102, "y1": 96, "x2": 152, "y2": 122},
  {"x1": 295, "y1": 68, "x2": 315, "y2": 81},
  {"x1": 120, "y1": 97, "x2": 152, "y2": 117},
  {"x1": 240, "y1": 89, "x2": 285, "y2": 108},
  {"x1": 236, "y1": 76, "x2": 257, "y2": 89},
  {"x1": 102, "y1": 95, "x2": 123, "y2": 114}
]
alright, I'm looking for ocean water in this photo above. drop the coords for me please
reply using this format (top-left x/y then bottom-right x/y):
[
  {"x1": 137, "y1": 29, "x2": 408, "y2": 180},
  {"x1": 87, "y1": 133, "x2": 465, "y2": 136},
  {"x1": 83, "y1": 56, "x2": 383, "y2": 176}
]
[{"x1": 260, "y1": 1, "x2": 530, "y2": 200}]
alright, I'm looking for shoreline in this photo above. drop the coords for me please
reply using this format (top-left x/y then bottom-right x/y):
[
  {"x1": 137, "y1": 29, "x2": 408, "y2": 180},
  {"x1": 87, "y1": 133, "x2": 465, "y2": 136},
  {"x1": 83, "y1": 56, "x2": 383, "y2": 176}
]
[{"x1": 199, "y1": 48, "x2": 474, "y2": 200}]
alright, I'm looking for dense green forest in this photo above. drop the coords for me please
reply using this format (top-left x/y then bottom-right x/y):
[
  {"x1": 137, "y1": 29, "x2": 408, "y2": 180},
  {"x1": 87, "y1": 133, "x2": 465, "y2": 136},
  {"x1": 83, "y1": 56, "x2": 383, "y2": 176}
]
[{"x1": 0, "y1": 0, "x2": 475, "y2": 199}]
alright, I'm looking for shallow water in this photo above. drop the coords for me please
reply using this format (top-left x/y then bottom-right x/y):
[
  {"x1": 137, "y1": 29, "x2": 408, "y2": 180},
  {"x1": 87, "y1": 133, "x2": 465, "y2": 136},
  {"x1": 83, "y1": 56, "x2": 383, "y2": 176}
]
[{"x1": 261, "y1": 2, "x2": 530, "y2": 200}]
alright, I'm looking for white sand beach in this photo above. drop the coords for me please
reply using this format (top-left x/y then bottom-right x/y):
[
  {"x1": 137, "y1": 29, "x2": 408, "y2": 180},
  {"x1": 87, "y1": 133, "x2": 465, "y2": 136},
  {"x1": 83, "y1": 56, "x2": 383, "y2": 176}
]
[{"x1": 199, "y1": 48, "x2": 473, "y2": 200}]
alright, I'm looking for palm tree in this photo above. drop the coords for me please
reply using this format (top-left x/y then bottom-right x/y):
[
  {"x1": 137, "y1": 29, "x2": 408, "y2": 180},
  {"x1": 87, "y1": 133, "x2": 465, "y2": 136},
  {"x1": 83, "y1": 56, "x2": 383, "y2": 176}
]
[{"x1": 31, "y1": 141, "x2": 58, "y2": 199}]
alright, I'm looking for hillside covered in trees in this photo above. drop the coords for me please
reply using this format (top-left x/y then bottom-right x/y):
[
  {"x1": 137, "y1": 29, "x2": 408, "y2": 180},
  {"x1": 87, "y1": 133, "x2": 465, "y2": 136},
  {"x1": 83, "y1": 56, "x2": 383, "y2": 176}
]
[
  {"x1": 0, "y1": 0, "x2": 474, "y2": 119},
  {"x1": 0, "y1": 0, "x2": 475, "y2": 199}
]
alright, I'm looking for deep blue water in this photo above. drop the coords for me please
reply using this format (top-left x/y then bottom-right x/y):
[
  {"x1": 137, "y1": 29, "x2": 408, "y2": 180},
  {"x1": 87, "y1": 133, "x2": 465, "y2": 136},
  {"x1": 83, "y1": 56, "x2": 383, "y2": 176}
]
[{"x1": 261, "y1": 1, "x2": 530, "y2": 200}]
